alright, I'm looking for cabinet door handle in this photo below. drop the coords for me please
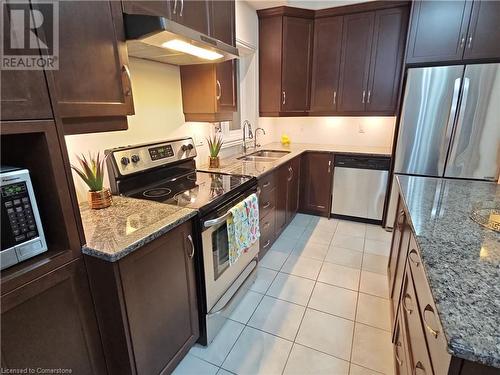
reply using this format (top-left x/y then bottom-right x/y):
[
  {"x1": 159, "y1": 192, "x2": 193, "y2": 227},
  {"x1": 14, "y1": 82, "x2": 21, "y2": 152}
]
[
  {"x1": 362, "y1": 90, "x2": 366, "y2": 104},
  {"x1": 423, "y1": 305, "x2": 440, "y2": 338},
  {"x1": 328, "y1": 160, "x2": 331, "y2": 173},
  {"x1": 173, "y1": 0, "x2": 177, "y2": 14},
  {"x1": 395, "y1": 342, "x2": 403, "y2": 366},
  {"x1": 333, "y1": 90, "x2": 337, "y2": 105},
  {"x1": 263, "y1": 221, "x2": 271, "y2": 229},
  {"x1": 414, "y1": 361, "x2": 427, "y2": 374},
  {"x1": 187, "y1": 234, "x2": 195, "y2": 258},
  {"x1": 262, "y1": 201, "x2": 271, "y2": 209},
  {"x1": 460, "y1": 35, "x2": 465, "y2": 49},
  {"x1": 180, "y1": 0, "x2": 184, "y2": 16},
  {"x1": 262, "y1": 181, "x2": 271, "y2": 188},
  {"x1": 402, "y1": 293, "x2": 413, "y2": 315},
  {"x1": 122, "y1": 65, "x2": 132, "y2": 97},
  {"x1": 216, "y1": 80, "x2": 222, "y2": 100},
  {"x1": 408, "y1": 249, "x2": 420, "y2": 267},
  {"x1": 263, "y1": 240, "x2": 271, "y2": 249},
  {"x1": 282, "y1": 91, "x2": 286, "y2": 105},
  {"x1": 396, "y1": 210, "x2": 405, "y2": 229},
  {"x1": 288, "y1": 166, "x2": 293, "y2": 181},
  {"x1": 367, "y1": 90, "x2": 371, "y2": 104},
  {"x1": 467, "y1": 35, "x2": 473, "y2": 49}
]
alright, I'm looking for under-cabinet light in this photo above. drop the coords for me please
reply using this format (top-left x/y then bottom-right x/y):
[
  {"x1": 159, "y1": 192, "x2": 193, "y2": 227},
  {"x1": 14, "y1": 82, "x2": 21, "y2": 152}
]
[{"x1": 162, "y1": 39, "x2": 223, "y2": 61}]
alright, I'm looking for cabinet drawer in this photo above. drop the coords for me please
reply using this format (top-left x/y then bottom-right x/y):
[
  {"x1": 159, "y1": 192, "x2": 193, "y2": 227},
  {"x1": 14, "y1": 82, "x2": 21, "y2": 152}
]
[
  {"x1": 259, "y1": 187, "x2": 276, "y2": 219},
  {"x1": 400, "y1": 265, "x2": 434, "y2": 375},
  {"x1": 259, "y1": 208, "x2": 276, "y2": 258},
  {"x1": 259, "y1": 172, "x2": 276, "y2": 194},
  {"x1": 394, "y1": 308, "x2": 411, "y2": 375},
  {"x1": 407, "y1": 237, "x2": 451, "y2": 375}
]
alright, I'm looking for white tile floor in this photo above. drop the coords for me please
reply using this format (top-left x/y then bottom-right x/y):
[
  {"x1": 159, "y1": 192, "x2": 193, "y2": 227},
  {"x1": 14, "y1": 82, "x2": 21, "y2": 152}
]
[{"x1": 174, "y1": 214, "x2": 394, "y2": 375}]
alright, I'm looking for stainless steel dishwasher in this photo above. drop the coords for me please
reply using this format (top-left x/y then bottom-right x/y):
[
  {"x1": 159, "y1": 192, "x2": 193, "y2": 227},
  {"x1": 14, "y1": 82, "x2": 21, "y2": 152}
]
[{"x1": 331, "y1": 155, "x2": 390, "y2": 223}]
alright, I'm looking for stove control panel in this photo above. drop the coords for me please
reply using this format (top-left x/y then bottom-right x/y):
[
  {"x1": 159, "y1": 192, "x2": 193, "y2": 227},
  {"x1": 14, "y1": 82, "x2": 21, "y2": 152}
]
[{"x1": 108, "y1": 137, "x2": 197, "y2": 176}]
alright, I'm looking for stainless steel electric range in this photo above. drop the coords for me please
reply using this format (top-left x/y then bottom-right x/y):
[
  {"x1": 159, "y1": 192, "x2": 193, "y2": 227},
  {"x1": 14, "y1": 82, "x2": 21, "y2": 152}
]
[{"x1": 106, "y1": 137, "x2": 259, "y2": 345}]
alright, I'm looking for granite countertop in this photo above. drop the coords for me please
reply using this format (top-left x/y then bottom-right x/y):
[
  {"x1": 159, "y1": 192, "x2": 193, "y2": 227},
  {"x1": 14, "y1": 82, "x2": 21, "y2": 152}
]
[
  {"x1": 397, "y1": 175, "x2": 500, "y2": 368},
  {"x1": 198, "y1": 142, "x2": 392, "y2": 178},
  {"x1": 80, "y1": 196, "x2": 197, "y2": 262}
]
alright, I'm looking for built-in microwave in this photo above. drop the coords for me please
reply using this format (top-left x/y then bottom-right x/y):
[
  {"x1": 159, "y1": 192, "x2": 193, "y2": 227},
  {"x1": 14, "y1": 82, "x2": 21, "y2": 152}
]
[{"x1": 1, "y1": 167, "x2": 47, "y2": 270}]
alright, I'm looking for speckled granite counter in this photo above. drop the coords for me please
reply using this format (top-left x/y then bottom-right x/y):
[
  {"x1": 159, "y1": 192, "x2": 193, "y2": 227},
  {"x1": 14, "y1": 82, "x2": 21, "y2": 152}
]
[
  {"x1": 198, "y1": 142, "x2": 391, "y2": 177},
  {"x1": 397, "y1": 175, "x2": 500, "y2": 368},
  {"x1": 80, "y1": 196, "x2": 197, "y2": 262}
]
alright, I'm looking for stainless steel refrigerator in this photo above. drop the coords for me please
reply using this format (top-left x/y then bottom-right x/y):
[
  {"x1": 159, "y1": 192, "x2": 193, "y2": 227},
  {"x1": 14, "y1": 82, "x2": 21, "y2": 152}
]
[{"x1": 386, "y1": 63, "x2": 500, "y2": 227}]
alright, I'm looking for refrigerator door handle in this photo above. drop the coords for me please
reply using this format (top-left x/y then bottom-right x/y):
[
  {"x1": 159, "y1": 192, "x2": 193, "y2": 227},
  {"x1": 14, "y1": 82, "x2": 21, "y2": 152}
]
[
  {"x1": 446, "y1": 77, "x2": 470, "y2": 165},
  {"x1": 440, "y1": 77, "x2": 462, "y2": 173}
]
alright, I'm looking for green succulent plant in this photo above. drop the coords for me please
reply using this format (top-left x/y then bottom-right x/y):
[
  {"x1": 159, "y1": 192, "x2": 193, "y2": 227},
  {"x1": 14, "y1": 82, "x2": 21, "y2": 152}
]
[
  {"x1": 71, "y1": 152, "x2": 107, "y2": 192},
  {"x1": 207, "y1": 134, "x2": 223, "y2": 157}
]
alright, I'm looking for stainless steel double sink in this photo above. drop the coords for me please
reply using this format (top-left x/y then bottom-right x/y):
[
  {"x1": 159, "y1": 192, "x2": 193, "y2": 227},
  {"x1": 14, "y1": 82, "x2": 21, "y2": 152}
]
[{"x1": 237, "y1": 150, "x2": 290, "y2": 162}]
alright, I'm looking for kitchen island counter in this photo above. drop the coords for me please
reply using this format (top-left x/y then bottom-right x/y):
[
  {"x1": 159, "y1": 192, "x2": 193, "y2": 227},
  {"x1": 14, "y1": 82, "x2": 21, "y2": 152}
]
[{"x1": 397, "y1": 175, "x2": 500, "y2": 368}]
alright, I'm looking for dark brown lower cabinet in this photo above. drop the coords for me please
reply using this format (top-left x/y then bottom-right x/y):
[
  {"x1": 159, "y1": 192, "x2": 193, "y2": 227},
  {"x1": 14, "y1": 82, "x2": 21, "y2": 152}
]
[
  {"x1": 1, "y1": 258, "x2": 106, "y2": 374},
  {"x1": 299, "y1": 152, "x2": 333, "y2": 216},
  {"x1": 286, "y1": 156, "x2": 301, "y2": 223},
  {"x1": 85, "y1": 220, "x2": 199, "y2": 375}
]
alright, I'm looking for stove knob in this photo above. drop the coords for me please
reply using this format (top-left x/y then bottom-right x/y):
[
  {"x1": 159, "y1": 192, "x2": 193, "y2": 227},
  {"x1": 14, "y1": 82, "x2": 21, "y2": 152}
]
[
  {"x1": 131, "y1": 154, "x2": 140, "y2": 163},
  {"x1": 121, "y1": 156, "x2": 130, "y2": 166},
  {"x1": 187, "y1": 144, "x2": 194, "y2": 150},
  {"x1": 181, "y1": 144, "x2": 188, "y2": 152}
]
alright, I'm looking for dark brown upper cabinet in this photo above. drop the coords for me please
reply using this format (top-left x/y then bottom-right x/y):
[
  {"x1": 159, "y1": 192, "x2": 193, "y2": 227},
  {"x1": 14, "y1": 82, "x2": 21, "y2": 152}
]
[
  {"x1": 310, "y1": 16, "x2": 343, "y2": 114},
  {"x1": 210, "y1": 0, "x2": 236, "y2": 46},
  {"x1": 0, "y1": 2, "x2": 52, "y2": 121},
  {"x1": 406, "y1": 1, "x2": 472, "y2": 64},
  {"x1": 175, "y1": 0, "x2": 210, "y2": 35},
  {"x1": 366, "y1": 7, "x2": 409, "y2": 113},
  {"x1": 258, "y1": 8, "x2": 314, "y2": 116},
  {"x1": 337, "y1": 12, "x2": 375, "y2": 113},
  {"x1": 39, "y1": 1, "x2": 134, "y2": 134},
  {"x1": 180, "y1": 59, "x2": 237, "y2": 122},
  {"x1": 299, "y1": 152, "x2": 333, "y2": 216},
  {"x1": 406, "y1": 1, "x2": 500, "y2": 64},
  {"x1": 463, "y1": 1, "x2": 500, "y2": 60}
]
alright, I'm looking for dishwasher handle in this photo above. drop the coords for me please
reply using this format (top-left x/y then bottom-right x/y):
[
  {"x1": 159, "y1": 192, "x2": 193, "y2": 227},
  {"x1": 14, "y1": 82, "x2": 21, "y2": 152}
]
[{"x1": 334, "y1": 155, "x2": 390, "y2": 171}]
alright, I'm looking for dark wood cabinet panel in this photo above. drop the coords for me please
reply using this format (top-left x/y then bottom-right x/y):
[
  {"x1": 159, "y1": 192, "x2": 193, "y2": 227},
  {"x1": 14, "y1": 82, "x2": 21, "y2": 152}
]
[
  {"x1": 276, "y1": 165, "x2": 288, "y2": 235},
  {"x1": 119, "y1": 221, "x2": 198, "y2": 375},
  {"x1": 366, "y1": 7, "x2": 408, "y2": 114},
  {"x1": 210, "y1": 0, "x2": 236, "y2": 46},
  {"x1": 1, "y1": 258, "x2": 106, "y2": 374},
  {"x1": 259, "y1": 15, "x2": 283, "y2": 115},
  {"x1": 122, "y1": 0, "x2": 173, "y2": 18},
  {"x1": 180, "y1": 59, "x2": 237, "y2": 122},
  {"x1": 39, "y1": 1, "x2": 133, "y2": 133},
  {"x1": 0, "y1": 2, "x2": 52, "y2": 121},
  {"x1": 337, "y1": 12, "x2": 374, "y2": 113},
  {"x1": 176, "y1": 0, "x2": 210, "y2": 35},
  {"x1": 85, "y1": 220, "x2": 198, "y2": 375},
  {"x1": 463, "y1": 1, "x2": 500, "y2": 60},
  {"x1": 406, "y1": 1, "x2": 472, "y2": 64},
  {"x1": 286, "y1": 156, "x2": 301, "y2": 223},
  {"x1": 310, "y1": 16, "x2": 343, "y2": 113},
  {"x1": 259, "y1": 208, "x2": 276, "y2": 259},
  {"x1": 299, "y1": 152, "x2": 333, "y2": 216},
  {"x1": 281, "y1": 16, "x2": 313, "y2": 113}
]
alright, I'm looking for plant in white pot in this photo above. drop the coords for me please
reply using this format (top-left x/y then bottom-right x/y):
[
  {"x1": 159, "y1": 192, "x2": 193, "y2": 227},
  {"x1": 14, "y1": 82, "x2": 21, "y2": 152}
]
[{"x1": 71, "y1": 152, "x2": 112, "y2": 209}]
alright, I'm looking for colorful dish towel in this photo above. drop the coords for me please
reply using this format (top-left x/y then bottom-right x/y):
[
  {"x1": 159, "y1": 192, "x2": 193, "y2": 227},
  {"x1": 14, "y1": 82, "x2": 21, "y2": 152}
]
[{"x1": 227, "y1": 193, "x2": 260, "y2": 266}]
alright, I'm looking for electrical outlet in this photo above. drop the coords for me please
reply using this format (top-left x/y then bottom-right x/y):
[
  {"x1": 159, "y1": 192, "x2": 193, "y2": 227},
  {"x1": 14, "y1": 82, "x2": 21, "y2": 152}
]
[{"x1": 358, "y1": 123, "x2": 365, "y2": 134}]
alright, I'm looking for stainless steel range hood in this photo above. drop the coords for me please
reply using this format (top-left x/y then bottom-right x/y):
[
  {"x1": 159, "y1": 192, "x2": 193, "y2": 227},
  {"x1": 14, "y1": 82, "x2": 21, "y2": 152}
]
[{"x1": 124, "y1": 14, "x2": 239, "y2": 65}]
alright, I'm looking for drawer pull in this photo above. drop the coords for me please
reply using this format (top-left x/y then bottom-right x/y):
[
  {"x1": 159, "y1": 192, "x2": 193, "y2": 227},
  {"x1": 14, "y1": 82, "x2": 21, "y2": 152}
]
[
  {"x1": 395, "y1": 342, "x2": 403, "y2": 366},
  {"x1": 262, "y1": 181, "x2": 271, "y2": 188},
  {"x1": 397, "y1": 210, "x2": 405, "y2": 229},
  {"x1": 263, "y1": 221, "x2": 271, "y2": 229},
  {"x1": 423, "y1": 304, "x2": 440, "y2": 338},
  {"x1": 408, "y1": 249, "x2": 420, "y2": 267},
  {"x1": 263, "y1": 240, "x2": 271, "y2": 249},
  {"x1": 403, "y1": 293, "x2": 413, "y2": 315},
  {"x1": 414, "y1": 361, "x2": 426, "y2": 374},
  {"x1": 187, "y1": 235, "x2": 195, "y2": 258},
  {"x1": 262, "y1": 201, "x2": 271, "y2": 209}
]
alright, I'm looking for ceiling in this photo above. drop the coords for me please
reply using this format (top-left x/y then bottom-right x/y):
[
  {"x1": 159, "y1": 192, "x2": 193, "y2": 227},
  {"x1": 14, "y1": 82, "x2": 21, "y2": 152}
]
[{"x1": 245, "y1": 0, "x2": 373, "y2": 11}]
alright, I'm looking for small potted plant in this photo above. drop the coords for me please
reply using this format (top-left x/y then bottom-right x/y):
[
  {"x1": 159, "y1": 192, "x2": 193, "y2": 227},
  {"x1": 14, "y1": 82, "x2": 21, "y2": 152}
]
[
  {"x1": 71, "y1": 152, "x2": 112, "y2": 209},
  {"x1": 207, "y1": 134, "x2": 223, "y2": 169}
]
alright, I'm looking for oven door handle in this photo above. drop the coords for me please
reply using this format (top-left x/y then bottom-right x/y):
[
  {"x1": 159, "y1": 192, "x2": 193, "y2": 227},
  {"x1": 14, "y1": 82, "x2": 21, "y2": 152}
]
[{"x1": 204, "y1": 211, "x2": 232, "y2": 228}]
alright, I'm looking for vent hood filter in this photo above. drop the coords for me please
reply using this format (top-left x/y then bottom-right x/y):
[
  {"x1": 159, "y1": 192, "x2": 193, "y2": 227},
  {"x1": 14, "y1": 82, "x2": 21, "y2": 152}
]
[{"x1": 124, "y1": 14, "x2": 239, "y2": 65}]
